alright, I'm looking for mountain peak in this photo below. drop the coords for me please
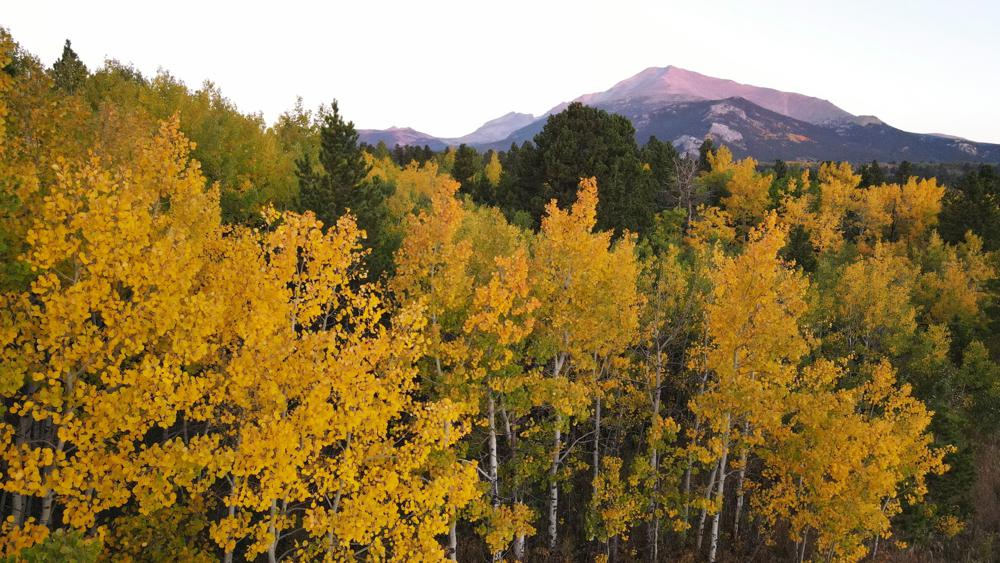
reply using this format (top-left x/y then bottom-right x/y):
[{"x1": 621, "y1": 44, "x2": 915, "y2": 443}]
[
  {"x1": 497, "y1": 111, "x2": 534, "y2": 120},
  {"x1": 573, "y1": 65, "x2": 855, "y2": 125}
]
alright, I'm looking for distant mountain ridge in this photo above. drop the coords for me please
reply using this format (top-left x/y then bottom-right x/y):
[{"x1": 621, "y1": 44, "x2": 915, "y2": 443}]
[
  {"x1": 571, "y1": 66, "x2": 854, "y2": 125},
  {"x1": 446, "y1": 112, "x2": 536, "y2": 145},
  {"x1": 358, "y1": 66, "x2": 1000, "y2": 163},
  {"x1": 357, "y1": 112, "x2": 536, "y2": 151},
  {"x1": 355, "y1": 127, "x2": 449, "y2": 151}
]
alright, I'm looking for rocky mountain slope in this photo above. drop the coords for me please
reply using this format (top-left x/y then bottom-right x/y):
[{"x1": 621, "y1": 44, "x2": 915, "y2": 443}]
[{"x1": 359, "y1": 67, "x2": 1000, "y2": 163}]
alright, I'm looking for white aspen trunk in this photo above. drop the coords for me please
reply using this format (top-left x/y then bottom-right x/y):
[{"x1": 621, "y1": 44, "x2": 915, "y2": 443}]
[
  {"x1": 501, "y1": 404, "x2": 515, "y2": 451},
  {"x1": 732, "y1": 433, "x2": 749, "y2": 544},
  {"x1": 39, "y1": 373, "x2": 74, "y2": 528},
  {"x1": 267, "y1": 499, "x2": 279, "y2": 563},
  {"x1": 488, "y1": 392, "x2": 500, "y2": 507},
  {"x1": 683, "y1": 418, "x2": 702, "y2": 533},
  {"x1": 513, "y1": 534, "x2": 525, "y2": 560},
  {"x1": 323, "y1": 454, "x2": 346, "y2": 557},
  {"x1": 681, "y1": 457, "x2": 692, "y2": 523},
  {"x1": 11, "y1": 420, "x2": 26, "y2": 525},
  {"x1": 686, "y1": 362, "x2": 710, "y2": 533},
  {"x1": 39, "y1": 489, "x2": 54, "y2": 528},
  {"x1": 648, "y1": 347, "x2": 663, "y2": 561},
  {"x1": 436, "y1": 348, "x2": 452, "y2": 520},
  {"x1": 870, "y1": 497, "x2": 890, "y2": 560},
  {"x1": 38, "y1": 428, "x2": 55, "y2": 528},
  {"x1": 224, "y1": 502, "x2": 237, "y2": 563},
  {"x1": 708, "y1": 414, "x2": 732, "y2": 563},
  {"x1": 696, "y1": 461, "x2": 719, "y2": 552},
  {"x1": 10, "y1": 494, "x2": 24, "y2": 527},
  {"x1": 548, "y1": 416, "x2": 561, "y2": 551},
  {"x1": 12, "y1": 391, "x2": 35, "y2": 526},
  {"x1": 593, "y1": 395, "x2": 601, "y2": 482},
  {"x1": 548, "y1": 353, "x2": 566, "y2": 552},
  {"x1": 448, "y1": 520, "x2": 458, "y2": 560},
  {"x1": 488, "y1": 392, "x2": 502, "y2": 561},
  {"x1": 501, "y1": 403, "x2": 525, "y2": 561}
]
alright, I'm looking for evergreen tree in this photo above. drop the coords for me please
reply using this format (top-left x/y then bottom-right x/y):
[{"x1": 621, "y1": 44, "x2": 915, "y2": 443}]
[
  {"x1": 452, "y1": 143, "x2": 481, "y2": 197},
  {"x1": 940, "y1": 164, "x2": 1000, "y2": 250},
  {"x1": 859, "y1": 160, "x2": 886, "y2": 187},
  {"x1": 391, "y1": 143, "x2": 435, "y2": 166},
  {"x1": 698, "y1": 137, "x2": 716, "y2": 172},
  {"x1": 498, "y1": 141, "x2": 543, "y2": 225},
  {"x1": 51, "y1": 39, "x2": 88, "y2": 93},
  {"x1": 772, "y1": 159, "x2": 788, "y2": 179},
  {"x1": 895, "y1": 160, "x2": 914, "y2": 184},
  {"x1": 297, "y1": 101, "x2": 397, "y2": 277},
  {"x1": 641, "y1": 136, "x2": 678, "y2": 209},
  {"x1": 353, "y1": 175, "x2": 397, "y2": 277},
  {"x1": 373, "y1": 140, "x2": 391, "y2": 160},
  {"x1": 528, "y1": 102, "x2": 654, "y2": 233},
  {"x1": 297, "y1": 100, "x2": 371, "y2": 229}
]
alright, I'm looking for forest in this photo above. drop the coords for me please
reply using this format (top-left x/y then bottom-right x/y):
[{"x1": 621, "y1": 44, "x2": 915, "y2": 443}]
[{"x1": 1, "y1": 32, "x2": 999, "y2": 562}]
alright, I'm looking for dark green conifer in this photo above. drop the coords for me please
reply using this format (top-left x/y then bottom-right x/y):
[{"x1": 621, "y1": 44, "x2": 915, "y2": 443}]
[{"x1": 51, "y1": 39, "x2": 88, "y2": 93}]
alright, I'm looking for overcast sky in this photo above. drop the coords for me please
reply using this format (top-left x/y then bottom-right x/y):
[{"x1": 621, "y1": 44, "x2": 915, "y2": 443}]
[{"x1": 5, "y1": 0, "x2": 1000, "y2": 142}]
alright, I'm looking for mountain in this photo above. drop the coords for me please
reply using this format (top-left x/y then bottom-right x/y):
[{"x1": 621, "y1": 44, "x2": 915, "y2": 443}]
[
  {"x1": 612, "y1": 97, "x2": 1000, "y2": 162},
  {"x1": 358, "y1": 67, "x2": 1000, "y2": 163},
  {"x1": 572, "y1": 66, "x2": 854, "y2": 125},
  {"x1": 445, "y1": 112, "x2": 536, "y2": 145},
  {"x1": 475, "y1": 96, "x2": 1000, "y2": 163},
  {"x1": 357, "y1": 114, "x2": 536, "y2": 151},
  {"x1": 356, "y1": 127, "x2": 448, "y2": 151}
]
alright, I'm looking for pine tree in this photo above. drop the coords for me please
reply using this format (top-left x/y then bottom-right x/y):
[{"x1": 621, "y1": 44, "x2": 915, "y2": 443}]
[
  {"x1": 939, "y1": 164, "x2": 1000, "y2": 250},
  {"x1": 528, "y1": 102, "x2": 654, "y2": 234},
  {"x1": 452, "y1": 143, "x2": 481, "y2": 196},
  {"x1": 858, "y1": 160, "x2": 885, "y2": 187},
  {"x1": 50, "y1": 40, "x2": 88, "y2": 93},
  {"x1": 894, "y1": 160, "x2": 914, "y2": 184},
  {"x1": 295, "y1": 101, "x2": 398, "y2": 276},
  {"x1": 772, "y1": 159, "x2": 788, "y2": 179},
  {"x1": 697, "y1": 138, "x2": 716, "y2": 172},
  {"x1": 297, "y1": 100, "x2": 371, "y2": 229},
  {"x1": 641, "y1": 136, "x2": 678, "y2": 209}
]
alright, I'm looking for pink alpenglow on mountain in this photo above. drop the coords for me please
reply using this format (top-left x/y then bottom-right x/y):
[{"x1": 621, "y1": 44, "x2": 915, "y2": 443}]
[
  {"x1": 574, "y1": 66, "x2": 854, "y2": 125},
  {"x1": 358, "y1": 65, "x2": 1000, "y2": 162}
]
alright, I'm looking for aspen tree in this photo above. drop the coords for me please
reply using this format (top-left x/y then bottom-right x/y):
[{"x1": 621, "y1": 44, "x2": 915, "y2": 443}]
[
  {"x1": 530, "y1": 178, "x2": 642, "y2": 552},
  {"x1": 689, "y1": 213, "x2": 809, "y2": 562},
  {"x1": 756, "y1": 360, "x2": 948, "y2": 562}
]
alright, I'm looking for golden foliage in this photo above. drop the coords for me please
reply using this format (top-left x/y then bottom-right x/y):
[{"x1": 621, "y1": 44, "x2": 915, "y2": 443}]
[
  {"x1": 756, "y1": 360, "x2": 948, "y2": 562},
  {"x1": 0, "y1": 116, "x2": 476, "y2": 560}
]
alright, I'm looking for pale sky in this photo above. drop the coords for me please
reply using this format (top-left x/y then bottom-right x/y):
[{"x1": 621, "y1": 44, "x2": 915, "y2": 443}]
[{"x1": 5, "y1": 0, "x2": 1000, "y2": 143}]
